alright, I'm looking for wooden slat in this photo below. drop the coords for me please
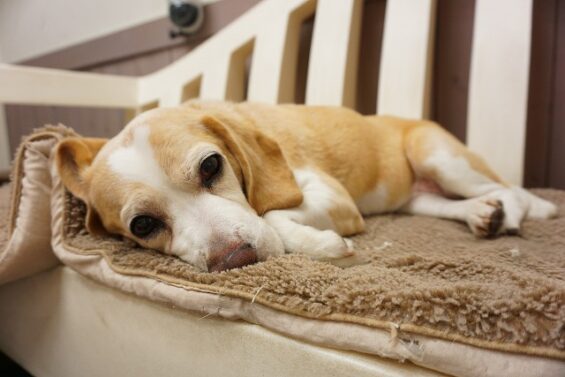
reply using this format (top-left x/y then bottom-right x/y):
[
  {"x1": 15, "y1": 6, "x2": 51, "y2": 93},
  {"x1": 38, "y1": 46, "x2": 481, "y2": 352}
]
[
  {"x1": 200, "y1": 54, "x2": 235, "y2": 101},
  {"x1": 159, "y1": 87, "x2": 186, "y2": 107},
  {"x1": 247, "y1": 0, "x2": 315, "y2": 103},
  {"x1": 305, "y1": 0, "x2": 363, "y2": 107},
  {"x1": 466, "y1": 0, "x2": 533, "y2": 185},
  {"x1": 377, "y1": 0, "x2": 436, "y2": 118},
  {"x1": 140, "y1": 0, "x2": 316, "y2": 106},
  {"x1": 0, "y1": 64, "x2": 139, "y2": 108},
  {"x1": 200, "y1": 41, "x2": 253, "y2": 102},
  {"x1": 138, "y1": 0, "x2": 281, "y2": 106}
]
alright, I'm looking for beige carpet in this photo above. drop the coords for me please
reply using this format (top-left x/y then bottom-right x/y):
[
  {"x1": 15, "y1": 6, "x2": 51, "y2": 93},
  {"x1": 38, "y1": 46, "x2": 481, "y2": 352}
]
[{"x1": 53, "y1": 187, "x2": 565, "y2": 359}]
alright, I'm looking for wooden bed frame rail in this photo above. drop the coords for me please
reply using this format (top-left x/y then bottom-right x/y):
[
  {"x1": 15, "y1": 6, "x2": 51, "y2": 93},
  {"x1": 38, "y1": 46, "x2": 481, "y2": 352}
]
[{"x1": 0, "y1": 0, "x2": 533, "y2": 185}]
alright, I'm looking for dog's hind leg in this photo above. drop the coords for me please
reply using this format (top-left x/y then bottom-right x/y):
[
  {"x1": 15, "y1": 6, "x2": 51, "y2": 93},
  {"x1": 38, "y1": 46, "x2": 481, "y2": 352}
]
[
  {"x1": 402, "y1": 122, "x2": 557, "y2": 236},
  {"x1": 402, "y1": 192, "x2": 506, "y2": 237}
]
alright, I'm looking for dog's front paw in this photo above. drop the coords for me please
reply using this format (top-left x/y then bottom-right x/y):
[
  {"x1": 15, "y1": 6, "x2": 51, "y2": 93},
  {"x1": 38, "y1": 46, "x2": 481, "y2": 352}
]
[
  {"x1": 466, "y1": 199, "x2": 505, "y2": 238},
  {"x1": 308, "y1": 230, "x2": 354, "y2": 259},
  {"x1": 289, "y1": 229, "x2": 354, "y2": 260}
]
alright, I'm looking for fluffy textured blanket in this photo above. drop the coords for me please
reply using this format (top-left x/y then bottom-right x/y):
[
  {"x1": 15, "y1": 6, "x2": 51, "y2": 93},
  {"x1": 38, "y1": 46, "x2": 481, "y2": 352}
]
[
  {"x1": 62, "y1": 190, "x2": 565, "y2": 357},
  {"x1": 0, "y1": 126, "x2": 564, "y2": 377}
]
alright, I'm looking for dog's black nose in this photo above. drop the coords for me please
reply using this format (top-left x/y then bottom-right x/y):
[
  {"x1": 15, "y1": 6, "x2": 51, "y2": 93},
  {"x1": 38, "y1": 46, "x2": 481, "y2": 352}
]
[{"x1": 207, "y1": 243, "x2": 257, "y2": 272}]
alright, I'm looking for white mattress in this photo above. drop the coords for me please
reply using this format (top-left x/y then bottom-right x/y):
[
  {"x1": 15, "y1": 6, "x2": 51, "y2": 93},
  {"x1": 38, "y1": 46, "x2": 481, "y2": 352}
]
[{"x1": 0, "y1": 266, "x2": 445, "y2": 377}]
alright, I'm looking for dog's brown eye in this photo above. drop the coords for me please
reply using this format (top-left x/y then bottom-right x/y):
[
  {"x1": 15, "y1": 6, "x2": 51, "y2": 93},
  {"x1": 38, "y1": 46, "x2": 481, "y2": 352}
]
[
  {"x1": 200, "y1": 153, "x2": 222, "y2": 187},
  {"x1": 130, "y1": 215, "x2": 161, "y2": 238}
]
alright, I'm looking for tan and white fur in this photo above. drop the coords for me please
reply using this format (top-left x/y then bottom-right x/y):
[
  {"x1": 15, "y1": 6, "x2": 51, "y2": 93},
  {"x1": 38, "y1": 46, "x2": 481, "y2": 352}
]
[{"x1": 55, "y1": 101, "x2": 558, "y2": 272}]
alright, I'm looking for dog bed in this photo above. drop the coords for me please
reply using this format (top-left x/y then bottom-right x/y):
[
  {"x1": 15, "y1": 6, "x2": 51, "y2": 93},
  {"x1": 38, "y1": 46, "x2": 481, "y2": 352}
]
[{"x1": 1, "y1": 127, "x2": 564, "y2": 377}]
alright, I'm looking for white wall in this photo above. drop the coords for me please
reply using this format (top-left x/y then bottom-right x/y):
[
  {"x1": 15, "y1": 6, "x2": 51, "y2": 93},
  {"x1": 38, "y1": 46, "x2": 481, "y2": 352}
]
[
  {"x1": 0, "y1": 0, "x2": 168, "y2": 63},
  {"x1": 0, "y1": 0, "x2": 219, "y2": 63}
]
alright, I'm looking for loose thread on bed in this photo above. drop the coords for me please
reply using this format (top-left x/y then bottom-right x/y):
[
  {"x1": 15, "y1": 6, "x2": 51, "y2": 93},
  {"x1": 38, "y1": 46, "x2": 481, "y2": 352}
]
[
  {"x1": 251, "y1": 284, "x2": 266, "y2": 304},
  {"x1": 388, "y1": 322, "x2": 425, "y2": 360},
  {"x1": 199, "y1": 306, "x2": 221, "y2": 320},
  {"x1": 389, "y1": 322, "x2": 400, "y2": 343},
  {"x1": 198, "y1": 287, "x2": 229, "y2": 320},
  {"x1": 198, "y1": 312, "x2": 214, "y2": 320},
  {"x1": 377, "y1": 241, "x2": 393, "y2": 251}
]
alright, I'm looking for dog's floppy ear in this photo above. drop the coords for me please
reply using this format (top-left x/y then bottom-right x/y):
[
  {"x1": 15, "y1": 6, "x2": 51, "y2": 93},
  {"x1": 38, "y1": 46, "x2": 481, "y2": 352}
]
[
  {"x1": 203, "y1": 116, "x2": 303, "y2": 214},
  {"x1": 55, "y1": 137, "x2": 108, "y2": 235},
  {"x1": 55, "y1": 137, "x2": 107, "y2": 199}
]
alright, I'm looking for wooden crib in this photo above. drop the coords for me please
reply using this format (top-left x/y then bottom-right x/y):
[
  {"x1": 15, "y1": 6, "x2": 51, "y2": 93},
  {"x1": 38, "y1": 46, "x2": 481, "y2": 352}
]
[{"x1": 0, "y1": 1, "x2": 542, "y2": 376}]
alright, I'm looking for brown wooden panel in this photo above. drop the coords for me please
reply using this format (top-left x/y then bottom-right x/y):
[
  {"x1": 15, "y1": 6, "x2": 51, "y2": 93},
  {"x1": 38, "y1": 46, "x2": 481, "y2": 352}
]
[
  {"x1": 5, "y1": 105, "x2": 30, "y2": 151},
  {"x1": 294, "y1": 16, "x2": 315, "y2": 104},
  {"x1": 431, "y1": 0, "x2": 475, "y2": 142},
  {"x1": 5, "y1": 104, "x2": 125, "y2": 151},
  {"x1": 126, "y1": 49, "x2": 173, "y2": 76},
  {"x1": 355, "y1": 0, "x2": 386, "y2": 115},
  {"x1": 524, "y1": 0, "x2": 557, "y2": 188},
  {"x1": 548, "y1": 0, "x2": 565, "y2": 189},
  {"x1": 169, "y1": 45, "x2": 193, "y2": 61}
]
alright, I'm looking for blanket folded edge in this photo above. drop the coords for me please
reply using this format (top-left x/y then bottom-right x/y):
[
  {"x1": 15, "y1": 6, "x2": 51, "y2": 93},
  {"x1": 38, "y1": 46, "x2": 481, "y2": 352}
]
[
  {"x1": 0, "y1": 125, "x2": 77, "y2": 285},
  {"x1": 7, "y1": 124, "x2": 78, "y2": 236}
]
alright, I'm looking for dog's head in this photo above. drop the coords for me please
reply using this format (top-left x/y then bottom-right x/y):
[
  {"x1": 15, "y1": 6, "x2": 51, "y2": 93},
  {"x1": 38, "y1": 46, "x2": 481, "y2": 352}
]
[{"x1": 55, "y1": 106, "x2": 303, "y2": 272}]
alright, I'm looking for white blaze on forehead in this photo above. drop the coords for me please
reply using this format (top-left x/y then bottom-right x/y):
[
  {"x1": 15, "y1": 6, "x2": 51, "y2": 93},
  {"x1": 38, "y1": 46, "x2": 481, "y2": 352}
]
[{"x1": 108, "y1": 126, "x2": 170, "y2": 190}]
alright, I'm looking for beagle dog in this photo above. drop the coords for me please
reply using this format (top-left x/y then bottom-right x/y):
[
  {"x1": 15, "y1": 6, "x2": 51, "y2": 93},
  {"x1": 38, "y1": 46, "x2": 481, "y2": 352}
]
[{"x1": 56, "y1": 101, "x2": 557, "y2": 272}]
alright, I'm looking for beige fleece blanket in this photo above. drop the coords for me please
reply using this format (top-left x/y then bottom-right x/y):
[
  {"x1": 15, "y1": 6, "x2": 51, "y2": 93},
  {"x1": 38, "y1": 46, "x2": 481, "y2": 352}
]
[
  {"x1": 0, "y1": 127, "x2": 564, "y2": 377},
  {"x1": 60, "y1": 189, "x2": 565, "y2": 358}
]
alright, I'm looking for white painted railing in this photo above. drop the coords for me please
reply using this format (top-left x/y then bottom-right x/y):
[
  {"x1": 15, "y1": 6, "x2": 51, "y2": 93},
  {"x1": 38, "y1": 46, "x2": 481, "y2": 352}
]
[{"x1": 0, "y1": 0, "x2": 534, "y2": 184}]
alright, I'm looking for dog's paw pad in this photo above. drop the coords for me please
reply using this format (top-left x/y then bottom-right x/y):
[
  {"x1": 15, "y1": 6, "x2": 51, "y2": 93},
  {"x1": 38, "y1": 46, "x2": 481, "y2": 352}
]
[
  {"x1": 468, "y1": 199, "x2": 506, "y2": 238},
  {"x1": 506, "y1": 228, "x2": 521, "y2": 236}
]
